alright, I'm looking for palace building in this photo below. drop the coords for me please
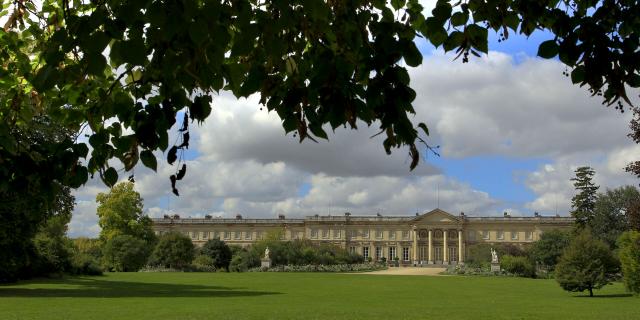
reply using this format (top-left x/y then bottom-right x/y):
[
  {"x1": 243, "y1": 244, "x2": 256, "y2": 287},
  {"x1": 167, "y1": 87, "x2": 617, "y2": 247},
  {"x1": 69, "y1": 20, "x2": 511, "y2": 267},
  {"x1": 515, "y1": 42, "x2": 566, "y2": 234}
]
[{"x1": 151, "y1": 209, "x2": 573, "y2": 265}]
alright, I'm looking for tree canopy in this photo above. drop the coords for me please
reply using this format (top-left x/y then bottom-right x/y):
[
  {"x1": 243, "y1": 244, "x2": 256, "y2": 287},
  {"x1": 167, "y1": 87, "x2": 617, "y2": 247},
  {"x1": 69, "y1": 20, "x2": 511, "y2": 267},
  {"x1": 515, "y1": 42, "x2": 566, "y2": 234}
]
[
  {"x1": 1, "y1": 0, "x2": 639, "y2": 198},
  {"x1": 570, "y1": 166, "x2": 599, "y2": 228},
  {"x1": 96, "y1": 181, "x2": 155, "y2": 243}
]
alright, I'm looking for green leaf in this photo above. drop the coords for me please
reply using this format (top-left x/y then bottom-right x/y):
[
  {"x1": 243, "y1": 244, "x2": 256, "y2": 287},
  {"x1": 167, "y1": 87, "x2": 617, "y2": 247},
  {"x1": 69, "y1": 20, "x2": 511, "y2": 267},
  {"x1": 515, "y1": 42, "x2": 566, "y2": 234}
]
[
  {"x1": 103, "y1": 167, "x2": 118, "y2": 187},
  {"x1": 571, "y1": 66, "x2": 585, "y2": 84},
  {"x1": 418, "y1": 123, "x2": 429, "y2": 136},
  {"x1": 443, "y1": 31, "x2": 464, "y2": 52},
  {"x1": 451, "y1": 12, "x2": 468, "y2": 27},
  {"x1": 167, "y1": 146, "x2": 178, "y2": 165},
  {"x1": 189, "y1": 95, "x2": 212, "y2": 122},
  {"x1": 403, "y1": 41, "x2": 422, "y2": 67},
  {"x1": 391, "y1": 0, "x2": 406, "y2": 10},
  {"x1": 32, "y1": 65, "x2": 57, "y2": 91},
  {"x1": 72, "y1": 143, "x2": 89, "y2": 158},
  {"x1": 140, "y1": 150, "x2": 157, "y2": 171},
  {"x1": 188, "y1": 18, "x2": 209, "y2": 45},
  {"x1": 86, "y1": 53, "x2": 107, "y2": 76},
  {"x1": 537, "y1": 40, "x2": 559, "y2": 59}
]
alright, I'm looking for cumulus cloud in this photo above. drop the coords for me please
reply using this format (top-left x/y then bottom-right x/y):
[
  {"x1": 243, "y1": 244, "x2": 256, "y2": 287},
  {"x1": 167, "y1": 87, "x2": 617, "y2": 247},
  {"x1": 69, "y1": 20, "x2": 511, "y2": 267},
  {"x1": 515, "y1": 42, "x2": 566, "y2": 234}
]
[{"x1": 68, "y1": 49, "x2": 639, "y2": 237}]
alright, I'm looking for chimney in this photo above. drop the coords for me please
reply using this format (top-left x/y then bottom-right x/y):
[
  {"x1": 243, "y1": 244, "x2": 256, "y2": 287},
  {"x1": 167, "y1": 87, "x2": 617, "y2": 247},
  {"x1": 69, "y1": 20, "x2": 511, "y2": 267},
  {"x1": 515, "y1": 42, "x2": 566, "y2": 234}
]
[
  {"x1": 172, "y1": 214, "x2": 180, "y2": 219},
  {"x1": 278, "y1": 214, "x2": 285, "y2": 220},
  {"x1": 205, "y1": 214, "x2": 212, "y2": 219},
  {"x1": 236, "y1": 214, "x2": 242, "y2": 220},
  {"x1": 503, "y1": 211, "x2": 510, "y2": 218},
  {"x1": 344, "y1": 212, "x2": 351, "y2": 216},
  {"x1": 534, "y1": 212, "x2": 539, "y2": 217}
]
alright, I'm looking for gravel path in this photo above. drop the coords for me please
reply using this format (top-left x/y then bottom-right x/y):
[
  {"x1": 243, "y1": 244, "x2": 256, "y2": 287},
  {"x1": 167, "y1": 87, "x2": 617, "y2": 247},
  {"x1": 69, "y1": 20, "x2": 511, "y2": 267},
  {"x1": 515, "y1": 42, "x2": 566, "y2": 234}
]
[{"x1": 355, "y1": 267, "x2": 447, "y2": 276}]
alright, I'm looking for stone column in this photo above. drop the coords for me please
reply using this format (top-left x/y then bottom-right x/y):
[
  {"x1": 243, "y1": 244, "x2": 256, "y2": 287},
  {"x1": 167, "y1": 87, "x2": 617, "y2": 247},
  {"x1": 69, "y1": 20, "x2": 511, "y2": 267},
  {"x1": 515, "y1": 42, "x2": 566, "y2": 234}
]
[
  {"x1": 428, "y1": 229, "x2": 433, "y2": 264},
  {"x1": 458, "y1": 229, "x2": 464, "y2": 264},
  {"x1": 412, "y1": 226, "x2": 418, "y2": 264},
  {"x1": 443, "y1": 229, "x2": 448, "y2": 264}
]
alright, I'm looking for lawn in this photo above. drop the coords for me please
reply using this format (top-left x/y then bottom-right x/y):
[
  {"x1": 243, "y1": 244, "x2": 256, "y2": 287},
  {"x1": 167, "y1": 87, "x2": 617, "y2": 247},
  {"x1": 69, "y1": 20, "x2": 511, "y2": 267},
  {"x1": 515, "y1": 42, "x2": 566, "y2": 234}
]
[{"x1": 0, "y1": 272, "x2": 638, "y2": 320}]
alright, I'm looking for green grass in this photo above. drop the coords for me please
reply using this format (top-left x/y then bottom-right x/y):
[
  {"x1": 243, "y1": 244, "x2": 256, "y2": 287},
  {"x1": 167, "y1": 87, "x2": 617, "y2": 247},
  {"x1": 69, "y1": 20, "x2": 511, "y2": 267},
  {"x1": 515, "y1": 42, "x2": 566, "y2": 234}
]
[{"x1": 0, "y1": 272, "x2": 638, "y2": 320}]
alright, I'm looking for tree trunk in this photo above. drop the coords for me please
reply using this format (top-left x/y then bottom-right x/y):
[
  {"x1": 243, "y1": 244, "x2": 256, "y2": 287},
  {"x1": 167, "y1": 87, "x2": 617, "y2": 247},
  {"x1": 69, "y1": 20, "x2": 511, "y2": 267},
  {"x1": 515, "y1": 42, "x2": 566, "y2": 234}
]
[{"x1": 589, "y1": 287, "x2": 593, "y2": 297}]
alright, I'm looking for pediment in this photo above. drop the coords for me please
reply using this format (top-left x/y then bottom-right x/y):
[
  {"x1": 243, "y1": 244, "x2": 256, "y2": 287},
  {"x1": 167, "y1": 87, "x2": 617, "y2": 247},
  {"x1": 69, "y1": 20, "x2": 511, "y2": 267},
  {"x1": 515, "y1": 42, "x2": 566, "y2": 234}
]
[{"x1": 413, "y1": 209, "x2": 459, "y2": 223}]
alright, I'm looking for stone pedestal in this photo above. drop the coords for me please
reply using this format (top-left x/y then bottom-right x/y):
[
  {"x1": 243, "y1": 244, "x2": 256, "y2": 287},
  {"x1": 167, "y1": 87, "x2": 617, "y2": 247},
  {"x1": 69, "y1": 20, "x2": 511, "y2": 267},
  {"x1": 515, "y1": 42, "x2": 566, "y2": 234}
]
[
  {"x1": 261, "y1": 258, "x2": 272, "y2": 268},
  {"x1": 491, "y1": 262, "x2": 501, "y2": 272}
]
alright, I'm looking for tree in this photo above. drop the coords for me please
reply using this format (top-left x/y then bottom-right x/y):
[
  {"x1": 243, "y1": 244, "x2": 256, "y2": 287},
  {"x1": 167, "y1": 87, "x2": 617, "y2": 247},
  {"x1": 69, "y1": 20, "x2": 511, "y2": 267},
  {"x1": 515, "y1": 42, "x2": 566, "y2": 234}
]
[
  {"x1": 102, "y1": 235, "x2": 150, "y2": 272},
  {"x1": 96, "y1": 182, "x2": 155, "y2": 244},
  {"x1": 570, "y1": 167, "x2": 599, "y2": 228},
  {"x1": 200, "y1": 239, "x2": 233, "y2": 271},
  {"x1": 555, "y1": 229, "x2": 619, "y2": 297},
  {"x1": 629, "y1": 198, "x2": 640, "y2": 232},
  {"x1": 591, "y1": 186, "x2": 640, "y2": 248},
  {"x1": 30, "y1": 212, "x2": 75, "y2": 277},
  {"x1": 617, "y1": 231, "x2": 640, "y2": 295},
  {"x1": 149, "y1": 232, "x2": 195, "y2": 269},
  {"x1": 625, "y1": 108, "x2": 640, "y2": 180},
  {"x1": 527, "y1": 229, "x2": 571, "y2": 271}
]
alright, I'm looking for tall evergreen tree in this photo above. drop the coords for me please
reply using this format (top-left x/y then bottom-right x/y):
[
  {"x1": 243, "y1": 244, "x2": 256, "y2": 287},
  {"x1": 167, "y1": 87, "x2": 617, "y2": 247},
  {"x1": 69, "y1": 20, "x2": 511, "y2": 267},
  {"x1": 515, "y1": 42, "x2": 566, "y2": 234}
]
[{"x1": 571, "y1": 167, "x2": 599, "y2": 228}]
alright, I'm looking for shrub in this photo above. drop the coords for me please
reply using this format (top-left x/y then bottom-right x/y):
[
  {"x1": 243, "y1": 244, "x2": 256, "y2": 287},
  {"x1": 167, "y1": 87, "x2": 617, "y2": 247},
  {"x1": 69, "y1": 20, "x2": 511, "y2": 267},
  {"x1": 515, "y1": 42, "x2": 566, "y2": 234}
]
[
  {"x1": 102, "y1": 235, "x2": 150, "y2": 272},
  {"x1": 617, "y1": 231, "x2": 640, "y2": 294},
  {"x1": 199, "y1": 239, "x2": 232, "y2": 270},
  {"x1": 71, "y1": 253, "x2": 103, "y2": 275},
  {"x1": 500, "y1": 255, "x2": 535, "y2": 278},
  {"x1": 192, "y1": 255, "x2": 217, "y2": 272},
  {"x1": 527, "y1": 229, "x2": 571, "y2": 271},
  {"x1": 149, "y1": 232, "x2": 195, "y2": 269},
  {"x1": 555, "y1": 229, "x2": 619, "y2": 297}
]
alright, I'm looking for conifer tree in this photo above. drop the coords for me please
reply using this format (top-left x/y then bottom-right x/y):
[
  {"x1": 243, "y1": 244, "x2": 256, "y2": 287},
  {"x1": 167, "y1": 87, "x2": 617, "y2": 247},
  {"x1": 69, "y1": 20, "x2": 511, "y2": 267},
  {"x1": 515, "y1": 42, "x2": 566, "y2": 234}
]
[{"x1": 571, "y1": 167, "x2": 599, "y2": 228}]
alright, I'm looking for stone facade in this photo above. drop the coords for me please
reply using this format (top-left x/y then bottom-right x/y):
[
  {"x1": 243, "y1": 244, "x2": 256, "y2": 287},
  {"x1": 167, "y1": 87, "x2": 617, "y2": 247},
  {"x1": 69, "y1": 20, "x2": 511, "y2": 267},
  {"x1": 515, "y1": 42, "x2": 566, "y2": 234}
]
[{"x1": 151, "y1": 209, "x2": 574, "y2": 265}]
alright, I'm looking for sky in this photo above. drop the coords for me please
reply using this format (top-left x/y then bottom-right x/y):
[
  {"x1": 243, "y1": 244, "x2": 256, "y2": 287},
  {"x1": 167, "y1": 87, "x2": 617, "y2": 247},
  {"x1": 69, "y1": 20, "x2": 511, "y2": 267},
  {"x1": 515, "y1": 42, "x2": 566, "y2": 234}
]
[{"x1": 68, "y1": 1, "x2": 640, "y2": 237}]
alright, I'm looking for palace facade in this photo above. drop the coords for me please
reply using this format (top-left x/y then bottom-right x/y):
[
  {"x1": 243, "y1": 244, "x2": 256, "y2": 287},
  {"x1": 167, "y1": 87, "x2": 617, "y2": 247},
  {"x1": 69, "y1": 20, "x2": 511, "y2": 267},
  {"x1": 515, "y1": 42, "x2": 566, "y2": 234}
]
[{"x1": 151, "y1": 209, "x2": 573, "y2": 265}]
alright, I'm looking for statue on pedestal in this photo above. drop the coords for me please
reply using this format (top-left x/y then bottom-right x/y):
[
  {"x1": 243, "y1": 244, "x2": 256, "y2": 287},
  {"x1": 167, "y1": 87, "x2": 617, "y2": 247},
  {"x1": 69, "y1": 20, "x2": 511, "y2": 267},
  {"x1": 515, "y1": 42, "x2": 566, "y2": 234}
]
[
  {"x1": 491, "y1": 248, "x2": 498, "y2": 263},
  {"x1": 264, "y1": 247, "x2": 270, "y2": 260}
]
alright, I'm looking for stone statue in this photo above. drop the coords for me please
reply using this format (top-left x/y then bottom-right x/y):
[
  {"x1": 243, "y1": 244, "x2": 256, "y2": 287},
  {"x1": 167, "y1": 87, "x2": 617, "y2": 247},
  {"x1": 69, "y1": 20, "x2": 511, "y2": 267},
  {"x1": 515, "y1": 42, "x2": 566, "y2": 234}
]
[
  {"x1": 264, "y1": 247, "x2": 270, "y2": 260},
  {"x1": 490, "y1": 248, "x2": 498, "y2": 263}
]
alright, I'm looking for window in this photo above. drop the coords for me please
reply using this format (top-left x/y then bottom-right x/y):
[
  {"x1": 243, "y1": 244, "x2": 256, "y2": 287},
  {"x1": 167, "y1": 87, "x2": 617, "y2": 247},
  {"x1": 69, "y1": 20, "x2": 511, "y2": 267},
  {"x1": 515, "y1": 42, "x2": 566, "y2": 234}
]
[
  {"x1": 482, "y1": 230, "x2": 490, "y2": 240},
  {"x1": 349, "y1": 246, "x2": 357, "y2": 254},
  {"x1": 211, "y1": 231, "x2": 218, "y2": 239},
  {"x1": 389, "y1": 247, "x2": 397, "y2": 260},
  {"x1": 511, "y1": 231, "x2": 518, "y2": 240},
  {"x1": 363, "y1": 247, "x2": 369, "y2": 260},
  {"x1": 202, "y1": 231, "x2": 208, "y2": 240},
  {"x1": 467, "y1": 230, "x2": 476, "y2": 241},
  {"x1": 376, "y1": 230, "x2": 383, "y2": 239},
  {"x1": 234, "y1": 231, "x2": 241, "y2": 240},
  {"x1": 348, "y1": 230, "x2": 357, "y2": 239},
  {"x1": 497, "y1": 230, "x2": 504, "y2": 240},
  {"x1": 402, "y1": 231, "x2": 410, "y2": 239},
  {"x1": 333, "y1": 230, "x2": 341, "y2": 239},
  {"x1": 525, "y1": 231, "x2": 533, "y2": 241},
  {"x1": 362, "y1": 229, "x2": 369, "y2": 239},
  {"x1": 403, "y1": 247, "x2": 410, "y2": 261},
  {"x1": 245, "y1": 231, "x2": 252, "y2": 240},
  {"x1": 311, "y1": 229, "x2": 318, "y2": 239},
  {"x1": 224, "y1": 231, "x2": 231, "y2": 240},
  {"x1": 322, "y1": 229, "x2": 329, "y2": 239},
  {"x1": 389, "y1": 231, "x2": 396, "y2": 240},
  {"x1": 256, "y1": 231, "x2": 263, "y2": 240},
  {"x1": 375, "y1": 247, "x2": 383, "y2": 260},
  {"x1": 190, "y1": 231, "x2": 197, "y2": 240}
]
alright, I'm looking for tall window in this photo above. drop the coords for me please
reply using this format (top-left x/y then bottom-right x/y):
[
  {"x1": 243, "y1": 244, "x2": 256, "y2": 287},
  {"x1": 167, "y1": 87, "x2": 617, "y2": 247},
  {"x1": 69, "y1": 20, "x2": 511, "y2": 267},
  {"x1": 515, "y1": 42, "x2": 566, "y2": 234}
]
[
  {"x1": 311, "y1": 229, "x2": 318, "y2": 239},
  {"x1": 525, "y1": 231, "x2": 533, "y2": 241},
  {"x1": 376, "y1": 230, "x2": 383, "y2": 239},
  {"x1": 190, "y1": 231, "x2": 197, "y2": 240},
  {"x1": 349, "y1": 246, "x2": 357, "y2": 254},
  {"x1": 256, "y1": 231, "x2": 263, "y2": 240},
  {"x1": 322, "y1": 229, "x2": 329, "y2": 239},
  {"x1": 245, "y1": 231, "x2": 252, "y2": 240},
  {"x1": 202, "y1": 231, "x2": 208, "y2": 240},
  {"x1": 402, "y1": 247, "x2": 409, "y2": 261},
  {"x1": 389, "y1": 231, "x2": 396, "y2": 240},
  {"x1": 511, "y1": 231, "x2": 518, "y2": 240},
  {"x1": 333, "y1": 230, "x2": 341, "y2": 239},
  {"x1": 467, "y1": 230, "x2": 476, "y2": 241},
  {"x1": 348, "y1": 230, "x2": 357, "y2": 239},
  {"x1": 375, "y1": 247, "x2": 382, "y2": 260},
  {"x1": 363, "y1": 247, "x2": 369, "y2": 260},
  {"x1": 497, "y1": 230, "x2": 504, "y2": 240},
  {"x1": 224, "y1": 231, "x2": 231, "y2": 240},
  {"x1": 402, "y1": 231, "x2": 410, "y2": 239},
  {"x1": 389, "y1": 247, "x2": 397, "y2": 260},
  {"x1": 234, "y1": 231, "x2": 241, "y2": 240},
  {"x1": 362, "y1": 229, "x2": 369, "y2": 239},
  {"x1": 482, "y1": 230, "x2": 490, "y2": 240}
]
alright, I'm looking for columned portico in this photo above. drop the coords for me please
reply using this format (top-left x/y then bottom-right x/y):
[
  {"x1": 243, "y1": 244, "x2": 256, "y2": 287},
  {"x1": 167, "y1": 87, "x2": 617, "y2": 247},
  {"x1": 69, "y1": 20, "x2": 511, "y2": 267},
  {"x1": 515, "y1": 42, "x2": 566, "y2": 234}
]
[{"x1": 411, "y1": 226, "x2": 418, "y2": 264}]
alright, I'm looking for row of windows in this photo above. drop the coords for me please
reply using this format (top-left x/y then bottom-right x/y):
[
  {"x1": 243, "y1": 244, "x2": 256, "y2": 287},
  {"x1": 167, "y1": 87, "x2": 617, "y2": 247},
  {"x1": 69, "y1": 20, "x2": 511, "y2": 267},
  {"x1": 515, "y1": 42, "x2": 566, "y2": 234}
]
[
  {"x1": 158, "y1": 231, "x2": 304, "y2": 241},
  {"x1": 467, "y1": 230, "x2": 534, "y2": 241},
  {"x1": 349, "y1": 246, "x2": 412, "y2": 261},
  {"x1": 310, "y1": 229, "x2": 411, "y2": 240}
]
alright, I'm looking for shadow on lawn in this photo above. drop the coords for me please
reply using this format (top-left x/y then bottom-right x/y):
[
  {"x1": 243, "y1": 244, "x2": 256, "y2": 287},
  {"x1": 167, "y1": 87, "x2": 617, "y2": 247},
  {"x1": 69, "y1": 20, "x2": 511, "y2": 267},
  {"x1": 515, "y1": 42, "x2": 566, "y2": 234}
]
[
  {"x1": 574, "y1": 293, "x2": 633, "y2": 298},
  {"x1": 0, "y1": 277, "x2": 281, "y2": 298}
]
